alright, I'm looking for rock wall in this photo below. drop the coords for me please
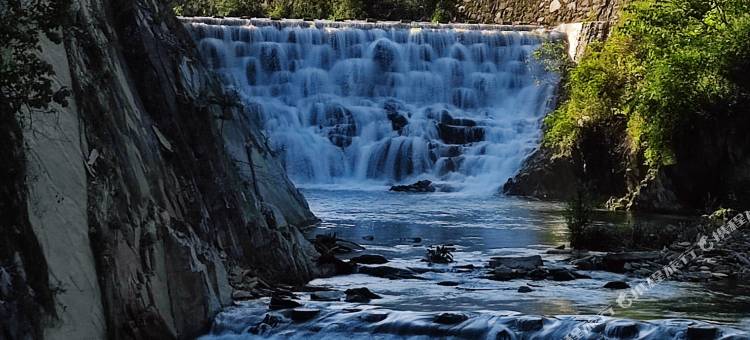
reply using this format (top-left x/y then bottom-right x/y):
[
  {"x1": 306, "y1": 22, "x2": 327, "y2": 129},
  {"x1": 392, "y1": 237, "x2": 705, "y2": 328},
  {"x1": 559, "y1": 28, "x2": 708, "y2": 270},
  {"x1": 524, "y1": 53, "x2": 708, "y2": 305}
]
[
  {"x1": 458, "y1": 0, "x2": 625, "y2": 25},
  {"x1": 2, "y1": 0, "x2": 325, "y2": 339}
]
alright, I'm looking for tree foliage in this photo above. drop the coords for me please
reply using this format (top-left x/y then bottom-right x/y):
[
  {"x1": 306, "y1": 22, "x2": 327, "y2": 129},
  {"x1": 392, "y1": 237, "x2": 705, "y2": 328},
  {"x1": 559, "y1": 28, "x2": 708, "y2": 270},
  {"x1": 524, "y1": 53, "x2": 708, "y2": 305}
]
[
  {"x1": 0, "y1": 0, "x2": 71, "y2": 119},
  {"x1": 173, "y1": 0, "x2": 454, "y2": 22},
  {"x1": 544, "y1": 0, "x2": 750, "y2": 167}
]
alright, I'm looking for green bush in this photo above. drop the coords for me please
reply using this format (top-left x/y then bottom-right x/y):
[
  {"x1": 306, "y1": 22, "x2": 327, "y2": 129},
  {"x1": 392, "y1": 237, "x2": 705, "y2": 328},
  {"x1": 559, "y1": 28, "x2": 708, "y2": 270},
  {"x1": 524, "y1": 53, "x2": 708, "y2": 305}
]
[
  {"x1": 544, "y1": 0, "x2": 750, "y2": 167},
  {"x1": 563, "y1": 189, "x2": 593, "y2": 249},
  {"x1": 173, "y1": 0, "x2": 455, "y2": 21},
  {"x1": 1, "y1": 0, "x2": 71, "y2": 119}
]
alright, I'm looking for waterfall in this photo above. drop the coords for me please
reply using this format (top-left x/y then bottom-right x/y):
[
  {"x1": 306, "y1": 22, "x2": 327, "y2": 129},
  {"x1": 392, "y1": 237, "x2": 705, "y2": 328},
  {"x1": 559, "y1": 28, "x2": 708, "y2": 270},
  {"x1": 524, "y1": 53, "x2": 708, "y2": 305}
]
[{"x1": 183, "y1": 17, "x2": 559, "y2": 193}]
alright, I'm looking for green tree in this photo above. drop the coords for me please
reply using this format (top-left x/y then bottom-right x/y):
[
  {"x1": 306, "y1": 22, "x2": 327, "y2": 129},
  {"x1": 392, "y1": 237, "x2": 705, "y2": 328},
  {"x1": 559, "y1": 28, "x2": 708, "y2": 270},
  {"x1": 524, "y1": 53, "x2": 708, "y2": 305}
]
[
  {"x1": 545, "y1": 0, "x2": 750, "y2": 167},
  {"x1": 1, "y1": 0, "x2": 71, "y2": 119}
]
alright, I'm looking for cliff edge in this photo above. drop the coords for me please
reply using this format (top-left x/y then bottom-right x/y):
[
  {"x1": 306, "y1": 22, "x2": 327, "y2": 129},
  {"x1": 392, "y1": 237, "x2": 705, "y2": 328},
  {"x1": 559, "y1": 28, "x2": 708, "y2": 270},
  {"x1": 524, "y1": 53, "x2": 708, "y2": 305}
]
[{"x1": 1, "y1": 0, "x2": 324, "y2": 339}]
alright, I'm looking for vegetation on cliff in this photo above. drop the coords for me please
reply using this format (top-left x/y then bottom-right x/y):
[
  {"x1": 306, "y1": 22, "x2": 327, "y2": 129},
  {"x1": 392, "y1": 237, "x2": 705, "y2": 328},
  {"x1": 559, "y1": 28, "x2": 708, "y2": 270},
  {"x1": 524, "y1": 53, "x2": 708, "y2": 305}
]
[
  {"x1": 1, "y1": 0, "x2": 70, "y2": 118},
  {"x1": 544, "y1": 0, "x2": 750, "y2": 168},
  {"x1": 172, "y1": 0, "x2": 456, "y2": 22}
]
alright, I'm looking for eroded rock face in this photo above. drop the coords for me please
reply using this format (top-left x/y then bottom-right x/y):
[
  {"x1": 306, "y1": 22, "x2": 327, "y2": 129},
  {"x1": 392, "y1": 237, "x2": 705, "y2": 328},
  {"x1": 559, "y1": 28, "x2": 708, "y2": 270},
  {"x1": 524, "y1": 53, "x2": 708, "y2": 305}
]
[
  {"x1": 3, "y1": 1, "x2": 322, "y2": 339},
  {"x1": 458, "y1": 0, "x2": 626, "y2": 25}
]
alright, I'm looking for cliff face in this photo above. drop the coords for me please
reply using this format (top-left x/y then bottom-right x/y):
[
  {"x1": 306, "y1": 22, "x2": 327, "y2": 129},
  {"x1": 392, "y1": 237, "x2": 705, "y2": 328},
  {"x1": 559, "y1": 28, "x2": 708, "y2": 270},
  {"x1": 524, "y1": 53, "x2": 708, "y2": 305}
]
[
  {"x1": 458, "y1": 0, "x2": 625, "y2": 25},
  {"x1": 2, "y1": 0, "x2": 323, "y2": 339}
]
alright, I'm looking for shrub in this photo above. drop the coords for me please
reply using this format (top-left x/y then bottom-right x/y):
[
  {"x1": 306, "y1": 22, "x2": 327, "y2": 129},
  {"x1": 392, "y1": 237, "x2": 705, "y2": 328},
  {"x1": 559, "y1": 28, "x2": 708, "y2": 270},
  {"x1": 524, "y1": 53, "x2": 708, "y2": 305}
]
[
  {"x1": 564, "y1": 188, "x2": 593, "y2": 249},
  {"x1": 425, "y1": 245, "x2": 454, "y2": 263},
  {"x1": 544, "y1": 0, "x2": 750, "y2": 167},
  {"x1": 1, "y1": 0, "x2": 71, "y2": 119}
]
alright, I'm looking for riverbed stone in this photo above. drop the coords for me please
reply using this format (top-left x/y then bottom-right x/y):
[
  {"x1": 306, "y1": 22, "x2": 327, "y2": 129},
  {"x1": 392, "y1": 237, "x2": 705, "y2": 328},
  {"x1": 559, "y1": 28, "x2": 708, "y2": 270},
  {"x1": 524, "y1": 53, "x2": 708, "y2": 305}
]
[
  {"x1": 361, "y1": 312, "x2": 389, "y2": 323},
  {"x1": 345, "y1": 287, "x2": 382, "y2": 303},
  {"x1": 269, "y1": 296, "x2": 302, "y2": 310},
  {"x1": 603, "y1": 281, "x2": 630, "y2": 289},
  {"x1": 290, "y1": 308, "x2": 320, "y2": 322},
  {"x1": 437, "y1": 281, "x2": 460, "y2": 286},
  {"x1": 435, "y1": 312, "x2": 469, "y2": 324},
  {"x1": 604, "y1": 320, "x2": 639, "y2": 338},
  {"x1": 310, "y1": 291, "x2": 343, "y2": 301},
  {"x1": 350, "y1": 254, "x2": 389, "y2": 264},
  {"x1": 686, "y1": 325, "x2": 718, "y2": 339},
  {"x1": 390, "y1": 180, "x2": 436, "y2": 193},
  {"x1": 602, "y1": 251, "x2": 660, "y2": 272},
  {"x1": 518, "y1": 286, "x2": 533, "y2": 293},
  {"x1": 489, "y1": 255, "x2": 543, "y2": 270},
  {"x1": 359, "y1": 265, "x2": 419, "y2": 280},
  {"x1": 492, "y1": 265, "x2": 524, "y2": 281},
  {"x1": 549, "y1": 268, "x2": 577, "y2": 281},
  {"x1": 515, "y1": 316, "x2": 544, "y2": 331}
]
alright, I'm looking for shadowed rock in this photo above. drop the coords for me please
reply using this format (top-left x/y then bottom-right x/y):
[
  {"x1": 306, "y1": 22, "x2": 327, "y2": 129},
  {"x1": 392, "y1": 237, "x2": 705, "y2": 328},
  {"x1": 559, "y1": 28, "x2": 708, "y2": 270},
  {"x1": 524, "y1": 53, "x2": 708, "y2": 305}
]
[
  {"x1": 489, "y1": 255, "x2": 543, "y2": 270},
  {"x1": 390, "y1": 180, "x2": 436, "y2": 193},
  {"x1": 435, "y1": 313, "x2": 469, "y2": 324},
  {"x1": 603, "y1": 281, "x2": 630, "y2": 290},
  {"x1": 345, "y1": 287, "x2": 382, "y2": 303},
  {"x1": 291, "y1": 308, "x2": 320, "y2": 322},
  {"x1": 350, "y1": 254, "x2": 389, "y2": 264}
]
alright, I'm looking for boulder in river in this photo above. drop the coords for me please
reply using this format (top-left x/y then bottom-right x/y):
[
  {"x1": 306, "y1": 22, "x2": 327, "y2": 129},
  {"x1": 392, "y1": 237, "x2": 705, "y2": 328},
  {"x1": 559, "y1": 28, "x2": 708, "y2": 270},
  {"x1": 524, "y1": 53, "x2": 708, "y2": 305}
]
[
  {"x1": 492, "y1": 265, "x2": 525, "y2": 281},
  {"x1": 437, "y1": 281, "x2": 460, "y2": 286},
  {"x1": 515, "y1": 316, "x2": 544, "y2": 331},
  {"x1": 361, "y1": 312, "x2": 389, "y2": 323},
  {"x1": 518, "y1": 286, "x2": 533, "y2": 293},
  {"x1": 686, "y1": 325, "x2": 718, "y2": 339},
  {"x1": 602, "y1": 251, "x2": 660, "y2": 273},
  {"x1": 604, "y1": 320, "x2": 639, "y2": 338},
  {"x1": 310, "y1": 291, "x2": 343, "y2": 301},
  {"x1": 290, "y1": 308, "x2": 320, "y2": 322},
  {"x1": 489, "y1": 255, "x2": 543, "y2": 271},
  {"x1": 269, "y1": 295, "x2": 302, "y2": 310},
  {"x1": 359, "y1": 265, "x2": 420, "y2": 280},
  {"x1": 345, "y1": 287, "x2": 382, "y2": 303},
  {"x1": 350, "y1": 254, "x2": 389, "y2": 264},
  {"x1": 548, "y1": 268, "x2": 577, "y2": 281},
  {"x1": 434, "y1": 313, "x2": 469, "y2": 324},
  {"x1": 603, "y1": 281, "x2": 630, "y2": 290},
  {"x1": 390, "y1": 180, "x2": 436, "y2": 193}
]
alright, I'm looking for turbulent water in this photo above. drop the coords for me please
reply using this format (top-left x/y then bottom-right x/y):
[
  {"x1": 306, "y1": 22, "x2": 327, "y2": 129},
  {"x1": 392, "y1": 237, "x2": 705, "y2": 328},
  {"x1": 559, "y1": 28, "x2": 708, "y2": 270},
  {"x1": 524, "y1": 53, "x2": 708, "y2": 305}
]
[
  {"x1": 183, "y1": 18, "x2": 558, "y2": 193},
  {"x1": 199, "y1": 189, "x2": 750, "y2": 339}
]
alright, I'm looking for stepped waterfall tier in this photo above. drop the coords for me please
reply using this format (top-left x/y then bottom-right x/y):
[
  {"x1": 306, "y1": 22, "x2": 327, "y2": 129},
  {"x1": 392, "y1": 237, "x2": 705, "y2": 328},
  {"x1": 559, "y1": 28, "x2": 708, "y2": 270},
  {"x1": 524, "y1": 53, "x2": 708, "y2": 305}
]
[{"x1": 183, "y1": 18, "x2": 559, "y2": 193}]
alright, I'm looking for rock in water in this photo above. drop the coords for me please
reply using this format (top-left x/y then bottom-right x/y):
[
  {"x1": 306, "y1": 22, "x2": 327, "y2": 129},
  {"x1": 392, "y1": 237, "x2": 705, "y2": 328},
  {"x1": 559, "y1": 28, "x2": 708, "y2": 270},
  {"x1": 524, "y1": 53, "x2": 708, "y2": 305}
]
[
  {"x1": 686, "y1": 325, "x2": 718, "y2": 339},
  {"x1": 350, "y1": 254, "x2": 389, "y2": 264},
  {"x1": 602, "y1": 251, "x2": 660, "y2": 273},
  {"x1": 269, "y1": 296, "x2": 302, "y2": 310},
  {"x1": 290, "y1": 308, "x2": 320, "y2": 322},
  {"x1": 437, "y1": 281, "x2": 460, "y2": 286},
  {"x1": 390, "y1": 180, "x2": 436, "y2": 193},
  {"x1": 489, "y1": 255, "x2": 543, "y2": 270},
  {"x1": 434, "y1": 313, "x2": 469, "y2": 324},
  {"x1": 359, "y1": 266, "x2": 419, "y2": 280},
  {"x1": 549, "y1": 268, "x2": 577, "y2": 281},
  {"x1": 310, "y1": 291, "x2": 343, "y2": 301},
  {"x1": 603, "y1": 281, "x2": 630, "y2": 290},
  {"x1": 516, "y1": 316, "x2": 544, "y2": 331},
  {"x1": 345, "y1": 287, "x2": 382, "y2": 302},
  {"x1": 361, "y1": 312, "x2": 389, "y2": 323},
  {"x1": 604, "y1": 320, "x2": 639, "y2": 338},
  {"x1": 518, "y1": 286, "x2": 533, "y2": 293}
]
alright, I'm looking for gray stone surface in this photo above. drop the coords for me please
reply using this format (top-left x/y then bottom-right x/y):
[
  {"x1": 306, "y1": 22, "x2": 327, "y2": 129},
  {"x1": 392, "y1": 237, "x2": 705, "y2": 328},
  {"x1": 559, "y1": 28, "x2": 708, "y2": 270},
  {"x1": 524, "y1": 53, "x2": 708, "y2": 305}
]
[{"x1": 4, "y1": 1, "x2": 324, "y2": 338}]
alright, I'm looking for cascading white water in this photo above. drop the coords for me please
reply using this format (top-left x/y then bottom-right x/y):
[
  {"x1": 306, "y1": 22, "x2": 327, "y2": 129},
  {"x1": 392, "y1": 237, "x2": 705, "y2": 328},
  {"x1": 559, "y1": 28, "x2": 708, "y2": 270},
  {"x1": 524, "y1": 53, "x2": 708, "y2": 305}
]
[{"x1": 183, "y1": 17, "x2": 559, "y2": 193}]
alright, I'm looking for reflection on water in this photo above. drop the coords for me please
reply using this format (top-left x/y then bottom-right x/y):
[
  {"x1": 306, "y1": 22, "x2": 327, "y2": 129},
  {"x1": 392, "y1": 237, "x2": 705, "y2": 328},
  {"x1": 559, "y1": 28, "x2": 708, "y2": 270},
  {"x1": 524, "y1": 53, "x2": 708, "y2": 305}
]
[{"x1": 302, "y1": 188, "x2": 750, "y2": 328}]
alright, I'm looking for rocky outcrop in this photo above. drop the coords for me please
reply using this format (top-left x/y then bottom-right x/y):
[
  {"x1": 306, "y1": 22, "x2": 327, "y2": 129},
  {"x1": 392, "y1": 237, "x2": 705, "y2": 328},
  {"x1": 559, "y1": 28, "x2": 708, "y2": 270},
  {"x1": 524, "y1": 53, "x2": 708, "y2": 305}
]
[
  {"x1": 502, "y1": 145, "x2": 579, "y2": 200},
  {"x1": 2, "y1": 0, "x2": 324, "y2": 339},
  {"x1": 458, "y1": 0, "x2": 626, "y2": 26}
]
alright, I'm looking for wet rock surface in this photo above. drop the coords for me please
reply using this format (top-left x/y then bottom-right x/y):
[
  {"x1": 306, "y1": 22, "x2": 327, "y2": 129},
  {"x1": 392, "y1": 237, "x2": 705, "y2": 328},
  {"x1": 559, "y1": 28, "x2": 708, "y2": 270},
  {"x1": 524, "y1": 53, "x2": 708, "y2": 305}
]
[
  {"x1": 390, "y1": 180, "x2": 436, "y2": 193},
  {"x1": 345, "y1": 287, "x2": 382, "y2": 303},
  {"x1": 350, "y1": 254, "x2": 389, "y2": 264},
  {"x1": 434, "y1": 313, "x2": 469, "y2": 324}
]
